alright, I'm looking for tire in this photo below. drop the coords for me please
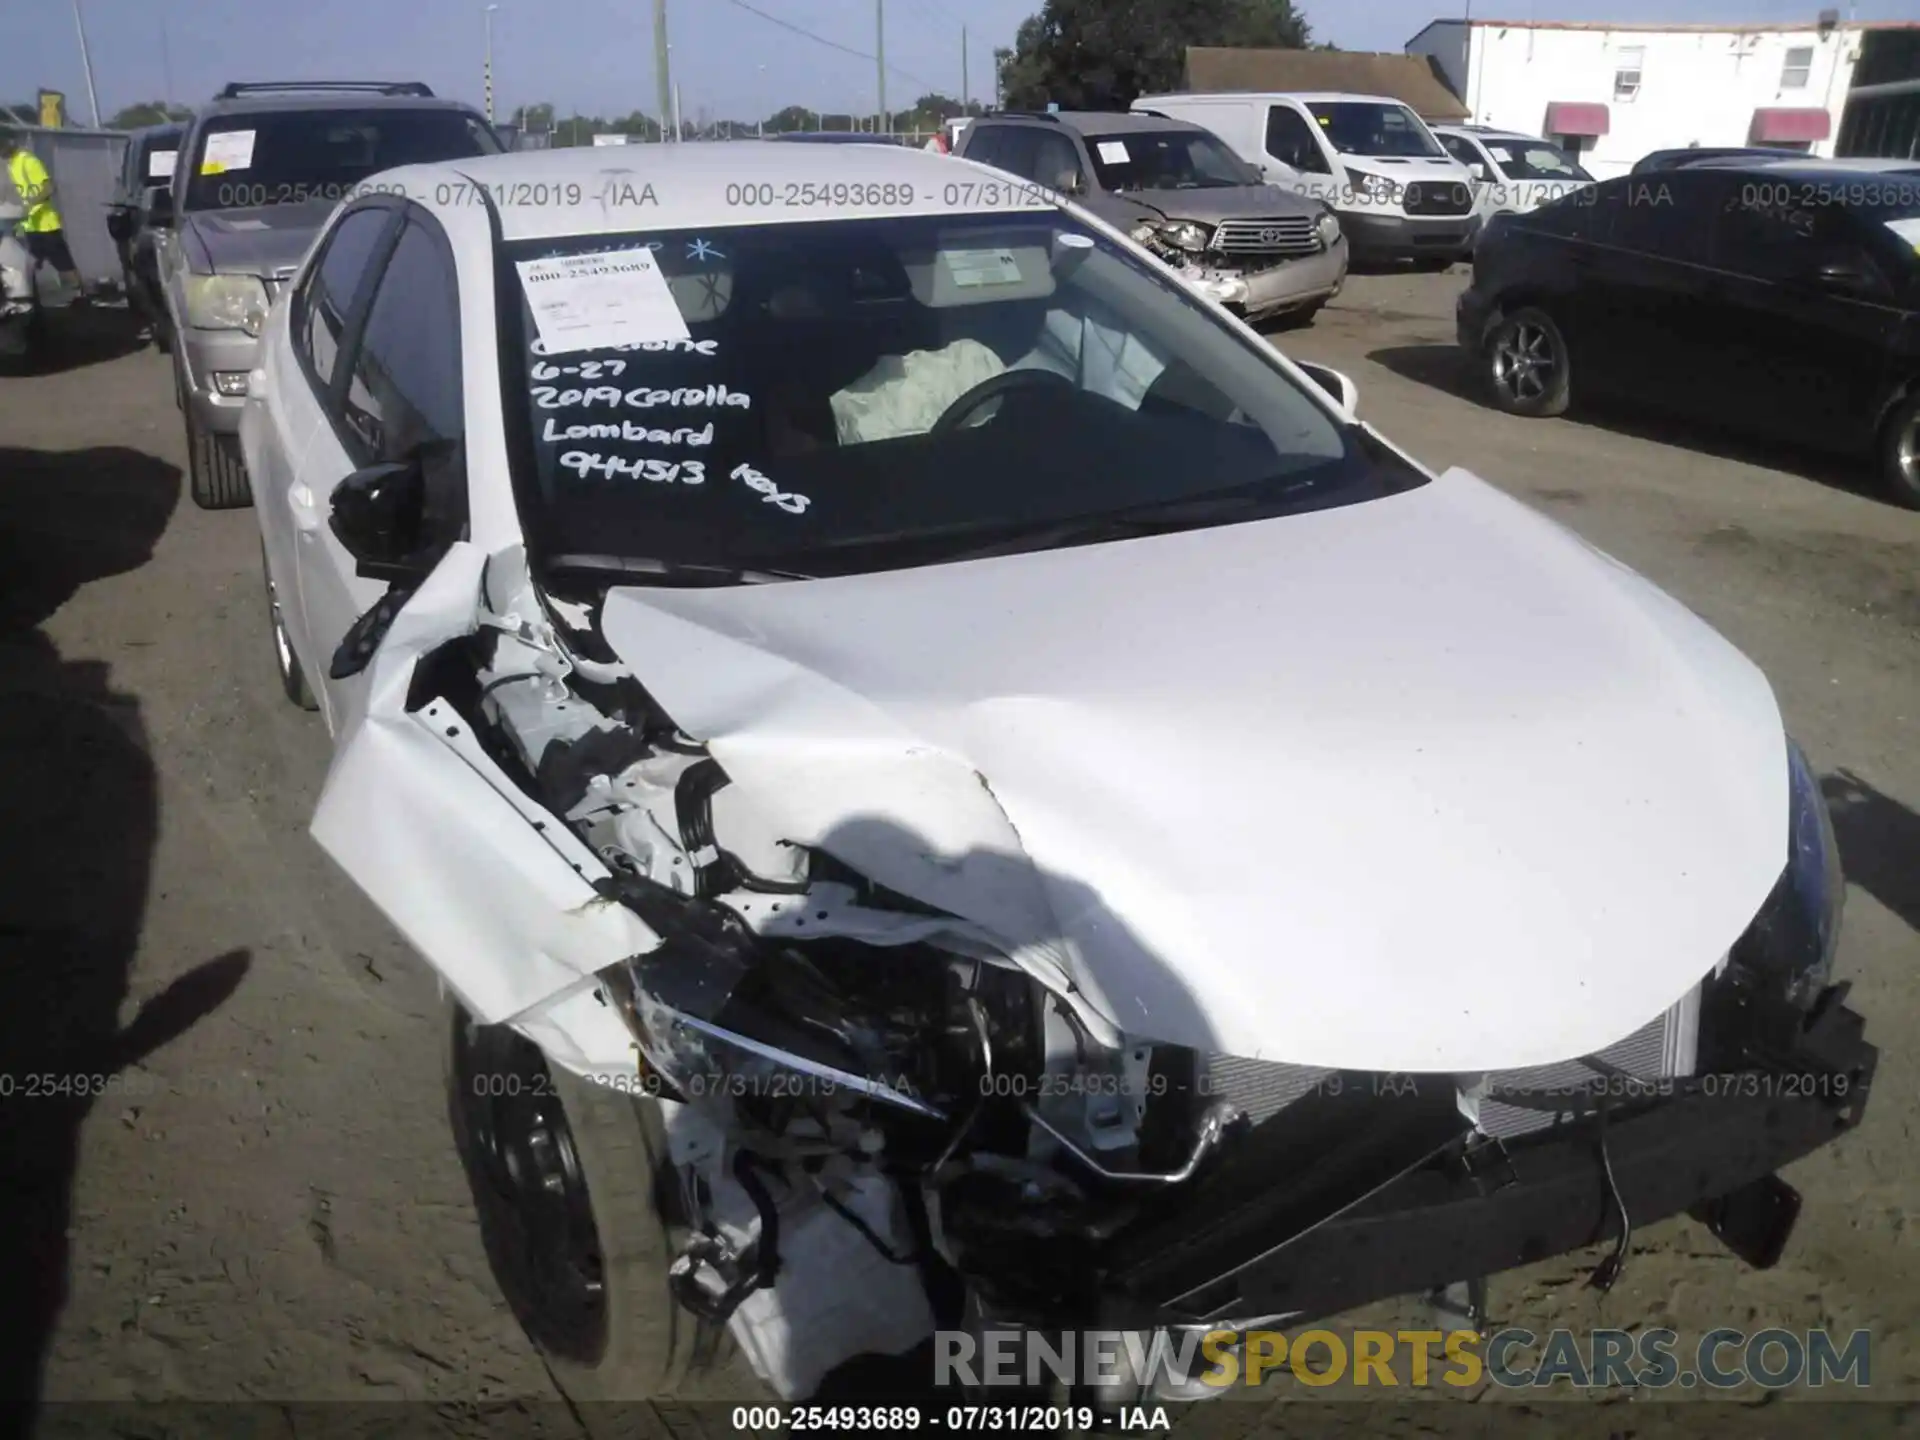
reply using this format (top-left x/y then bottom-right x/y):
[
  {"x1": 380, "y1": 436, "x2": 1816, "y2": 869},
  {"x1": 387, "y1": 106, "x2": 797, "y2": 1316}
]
[
  {"x1": 1270, "y1": 301, "x2": 1325, "y2": 331},
  {"x1": 261, "y1": 542, "x2": 319, "y2": 710},
  {"x1": 1877, "y1": 392, "x2": 1920, "y2": 511},
  {"x1": 185, "y1": 406, "x2": 253, "y2": 509},
  {"x1": 1483, "y1": 305, "x2": 1572, "y2": 417},
  {"x1": 445, "y1": 1004, "x2": 769, "y2": 1413}
]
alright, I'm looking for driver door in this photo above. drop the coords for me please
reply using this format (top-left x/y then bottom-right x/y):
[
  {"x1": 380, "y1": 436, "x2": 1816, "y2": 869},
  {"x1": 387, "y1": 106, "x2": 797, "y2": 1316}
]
[{"x1": 294, "y1": 210, "x2": 470, "y2": 731}]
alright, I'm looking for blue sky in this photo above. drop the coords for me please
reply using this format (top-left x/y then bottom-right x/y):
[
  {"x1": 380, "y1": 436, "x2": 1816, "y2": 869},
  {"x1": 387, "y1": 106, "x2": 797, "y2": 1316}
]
[{"x1": 7, "y1": 0, "x2": 1918, "y2": 126}]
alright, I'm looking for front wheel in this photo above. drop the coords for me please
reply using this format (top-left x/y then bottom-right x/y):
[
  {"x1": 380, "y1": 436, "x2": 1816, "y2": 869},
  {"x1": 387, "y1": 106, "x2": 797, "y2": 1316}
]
[
  {"x1": 1877, "y1": 392, "x2": 1920, "y2": 510},
  {"x1": 1484, "y1": 305, "x2": 1571, "y2": 417},
  {"x1": 445, "y1": 1004, "x2": 767, "y2": 1413}
]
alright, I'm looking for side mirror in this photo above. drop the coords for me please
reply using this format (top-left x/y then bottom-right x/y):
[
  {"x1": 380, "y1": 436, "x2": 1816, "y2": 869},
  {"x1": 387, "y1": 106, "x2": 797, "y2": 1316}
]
[
  {"x1": 328, "y1": 460, "x2": 431, "y2": 582},
  {"x1": 1296, "y1": 361, "x2": 1359, "y2": 414},
  {"x1": 106, "y1": 208, "x2": 133, "y2": 242},
  {"x1": 142, "y1": 183, "x2": 173, "y2": 227},
  {"x1": 1469, "y1": 162, "x2": 1491, "y2": 182}
]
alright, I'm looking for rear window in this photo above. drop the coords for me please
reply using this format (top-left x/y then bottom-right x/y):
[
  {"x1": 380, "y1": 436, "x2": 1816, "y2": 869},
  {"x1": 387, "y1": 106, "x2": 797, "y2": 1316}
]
[{"x1": 181, "y1": 108, "x2": 500, "y2": 211}]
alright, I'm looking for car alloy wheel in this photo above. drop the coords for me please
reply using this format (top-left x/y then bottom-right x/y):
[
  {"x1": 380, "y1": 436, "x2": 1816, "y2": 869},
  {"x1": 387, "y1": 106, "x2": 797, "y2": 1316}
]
[
  {"x1": 1493, "y1": 321, "x2": 1555, "y2": 402},
  {"x1": 1882, "y1": 398, "x2": 1920, "y2": 511},
  {"x1": 1485, "y1": 306, "x2": 1571, "y2": 417}
]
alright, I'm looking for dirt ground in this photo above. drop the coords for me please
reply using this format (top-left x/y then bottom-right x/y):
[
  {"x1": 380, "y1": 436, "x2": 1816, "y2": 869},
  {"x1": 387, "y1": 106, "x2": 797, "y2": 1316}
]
[{"x1": 1, "y1": 272, "x2": 1916, "y2": 1436}]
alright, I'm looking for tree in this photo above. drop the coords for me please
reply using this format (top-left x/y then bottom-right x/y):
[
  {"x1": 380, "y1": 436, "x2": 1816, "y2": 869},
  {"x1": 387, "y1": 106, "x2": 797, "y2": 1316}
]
[
  {"x1": 999, "y1": 0, "x2": 1310, "y2": 110},
  {"x1": 107, "y1": 101, "x2": 193, "y2": 129}
]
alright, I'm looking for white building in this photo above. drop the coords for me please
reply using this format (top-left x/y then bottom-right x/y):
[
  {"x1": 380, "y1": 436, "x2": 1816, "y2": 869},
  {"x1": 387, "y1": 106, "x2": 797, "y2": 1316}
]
[{"x1": 1406, "y1": 16, "x2": 1916, "y2": 178}]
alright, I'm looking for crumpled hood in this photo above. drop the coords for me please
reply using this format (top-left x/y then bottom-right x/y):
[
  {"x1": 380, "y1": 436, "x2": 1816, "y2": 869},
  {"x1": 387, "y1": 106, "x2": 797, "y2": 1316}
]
[
  {"x1": 597, "y1": 467, "x2": 1788, "y2": 1072},
  {"x1": 184, "y1": 200, "x2": 334, "y2": 277}
]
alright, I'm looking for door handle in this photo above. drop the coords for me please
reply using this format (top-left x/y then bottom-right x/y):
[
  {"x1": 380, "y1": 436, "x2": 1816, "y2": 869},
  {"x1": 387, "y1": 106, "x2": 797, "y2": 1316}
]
[{"x1": 289, "y1": 482, "x2": 323, "y2": 531}]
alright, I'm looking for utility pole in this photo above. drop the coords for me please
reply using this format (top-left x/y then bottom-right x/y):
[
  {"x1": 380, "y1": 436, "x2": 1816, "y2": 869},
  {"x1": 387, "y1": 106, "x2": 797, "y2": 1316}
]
[
  {"x1": 484, "y1": 5, "x2": 499, "y2": 123},
  {"x1": 71, "y1": 0, "x2": 101, "y2": 127},
  {"x1": 876, "y1": 0, "x2": 887, "y2": 136},
  {"x1": 159, "y1": 9, "x2": 176, "y2": 109},
  {"x1": 654, "y1": 0, "x2": 672, "y2": 140},
  {"x1": 961, "y1": 26, "x2": 969, "y2": 112}
]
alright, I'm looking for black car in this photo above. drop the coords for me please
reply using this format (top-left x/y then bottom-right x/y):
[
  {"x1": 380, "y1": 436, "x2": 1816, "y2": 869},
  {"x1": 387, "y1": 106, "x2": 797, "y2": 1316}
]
[
  {"x1": 105, "y1": 122, "x2": 185, "y2": 347},
  {"x1": 1630, "y1": 145, "x2": 1809, "y2": 175},
  {"x1": 1457, "y1": 163, "x2": 1920, "y2": 508}
]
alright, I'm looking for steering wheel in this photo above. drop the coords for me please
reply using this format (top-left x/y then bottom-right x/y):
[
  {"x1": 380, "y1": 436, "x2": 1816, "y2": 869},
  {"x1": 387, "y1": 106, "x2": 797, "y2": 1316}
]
[{"x1": 931, "y1": 367, "x2": 1077, "y2": 434}]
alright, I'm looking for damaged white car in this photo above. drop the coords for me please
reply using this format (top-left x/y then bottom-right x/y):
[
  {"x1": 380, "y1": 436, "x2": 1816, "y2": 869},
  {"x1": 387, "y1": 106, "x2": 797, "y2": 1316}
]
[{"x1": 242, "y1": 143, "x2": 1875, "y2": 1407}]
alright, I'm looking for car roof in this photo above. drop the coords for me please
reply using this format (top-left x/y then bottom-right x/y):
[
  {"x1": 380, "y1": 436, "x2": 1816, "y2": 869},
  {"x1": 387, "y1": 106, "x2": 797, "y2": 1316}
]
[
  {"x1": 409, "y1": 142, "x2": 1057, "y2": 243},
  {"x1": 1435, "y1": 126, "x2": 1541, "y2": 143},
  {"x1": 1747, "y1": 156, "x2": 1920, "y2": 174},
  {"x1": 1139, "y1": 91, "x2": 1417, "y2": 108},
  {"x1": 1053, "y1": 111, "x2": 1206, "y2": 135},
  {"x1": 199, "y1": 92, "x2": 480, "y2": 118},
  {"x1": 130, "y1": 121, "x2": 186, "y2": 142}
]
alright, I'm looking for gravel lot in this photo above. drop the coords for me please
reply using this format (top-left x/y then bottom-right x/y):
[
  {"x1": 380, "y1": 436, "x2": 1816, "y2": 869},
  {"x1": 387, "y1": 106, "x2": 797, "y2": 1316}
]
[{"x1": 1, "y1": 270, "x2": 1916, "y2": 1434}]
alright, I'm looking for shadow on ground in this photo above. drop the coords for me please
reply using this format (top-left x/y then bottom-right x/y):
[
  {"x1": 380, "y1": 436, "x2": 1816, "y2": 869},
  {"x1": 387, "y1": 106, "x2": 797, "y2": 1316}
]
[
  {"x1": 0, "y1": 303, "x2": 150, "y2": 377},
  {"x1": 1368, "y1": 343, "x2": 1885, "y2": 504},
  {"x1": 1823, "y1": 769, "x2": 1920, "y2": 936},
  {"x1": 0, "y1": 446, "x2": 249, "y2": 1408}
]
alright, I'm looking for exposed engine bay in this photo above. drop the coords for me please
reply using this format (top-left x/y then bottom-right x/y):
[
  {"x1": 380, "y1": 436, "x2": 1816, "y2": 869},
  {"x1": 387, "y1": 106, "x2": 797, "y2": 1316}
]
[
  {"x1": 312, "y1": 530, "x2": 1871, "y2": 1406},
  {"x1": 431, "y1": 560, "x2": 1258, "y2": 1398}
]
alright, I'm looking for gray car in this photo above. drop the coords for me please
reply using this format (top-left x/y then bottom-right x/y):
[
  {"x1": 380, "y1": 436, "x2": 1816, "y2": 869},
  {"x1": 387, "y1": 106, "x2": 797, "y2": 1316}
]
[
  {"x1": 155, "y1": 82, "x2": 501, "y2": 508},
  {"x1": 957, "y1": 110, "x2": 1347, "y2": 326}
]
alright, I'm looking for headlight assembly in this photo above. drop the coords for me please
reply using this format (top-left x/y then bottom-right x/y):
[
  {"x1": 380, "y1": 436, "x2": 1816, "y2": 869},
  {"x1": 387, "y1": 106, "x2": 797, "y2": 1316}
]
[
  {"x1": 1315, "y1": 210, "x2": 1341, "y2": 247},
  {"x1": 1349, "y1": 169, "x2": 1397, "y2": 202},
  {"x1": 1728, "y1": 737, "x2": 1844, "y2": 1008},
  {"x1": 1132, "y1": 220, "x2": 1213, "y2": 255},
  {"x1": 184, "y1": 273, "x2": 270, "y2": 336}
]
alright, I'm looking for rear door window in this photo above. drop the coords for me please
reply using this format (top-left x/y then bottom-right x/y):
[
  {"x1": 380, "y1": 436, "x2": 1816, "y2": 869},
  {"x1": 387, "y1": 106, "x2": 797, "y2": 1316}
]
[{"x1": 1609, "y1": 171, "x2": 1725, "y2": 265}]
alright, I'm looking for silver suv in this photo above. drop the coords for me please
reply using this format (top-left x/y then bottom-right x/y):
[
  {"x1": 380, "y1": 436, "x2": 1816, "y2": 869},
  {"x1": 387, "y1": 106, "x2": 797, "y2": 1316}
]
[
  {"x1": 957, "y1": 110, "x2": 1347, "y2": 326},
  {"x1": 156, "y1": 82, "x2": 500, "y2": 508}
]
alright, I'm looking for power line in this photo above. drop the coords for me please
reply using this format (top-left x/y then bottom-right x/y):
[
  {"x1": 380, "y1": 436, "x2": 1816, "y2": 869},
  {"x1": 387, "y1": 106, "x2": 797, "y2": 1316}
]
[{"x1": 717, "y1": 0, "x2": 940, "y2": 93}]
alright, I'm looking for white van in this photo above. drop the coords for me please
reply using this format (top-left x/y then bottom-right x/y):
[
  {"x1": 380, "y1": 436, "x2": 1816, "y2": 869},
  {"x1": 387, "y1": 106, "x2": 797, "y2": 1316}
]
[{"x1": 1131, "y1": 91, "x2": 1479, "y2": 266}]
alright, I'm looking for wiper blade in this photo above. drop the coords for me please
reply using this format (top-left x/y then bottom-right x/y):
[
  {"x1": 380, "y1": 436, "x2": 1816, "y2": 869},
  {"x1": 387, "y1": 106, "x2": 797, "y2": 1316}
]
[
  {"x1": 944, "y1": 489, "x2": 1312, "y2": 563},
  {"x1": 546, "y1": 554, "x2": 810, "y2": 587}
]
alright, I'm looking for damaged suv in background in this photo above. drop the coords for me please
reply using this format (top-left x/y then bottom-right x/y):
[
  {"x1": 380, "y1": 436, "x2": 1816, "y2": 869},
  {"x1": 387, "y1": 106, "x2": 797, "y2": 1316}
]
[
  {"x1": 959, "y1": 110, "x2": 1347, "y2": 328},
  {"x1": 240, "y1": 140, "x2": 1875, "y2": 1409}
]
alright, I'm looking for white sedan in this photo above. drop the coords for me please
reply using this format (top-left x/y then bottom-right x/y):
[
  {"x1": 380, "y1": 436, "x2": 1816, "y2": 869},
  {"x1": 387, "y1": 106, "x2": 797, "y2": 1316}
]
[
  {"x1": 240, "y1": 142, "x2": 1867, "y2": 1406},
  {"x1": 1433, "y1": 124, "x2": 1596, "y2": 228}
]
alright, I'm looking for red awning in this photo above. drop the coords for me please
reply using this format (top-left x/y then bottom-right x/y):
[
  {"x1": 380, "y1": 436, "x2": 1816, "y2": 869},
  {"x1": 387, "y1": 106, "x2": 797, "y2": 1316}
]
[
  {"x1": 1543, "y1": 102, "x2": 1610, "y2": 138},
  {"x1": 1749, "y1": 107, "x2": 1832, "y2": 144}
]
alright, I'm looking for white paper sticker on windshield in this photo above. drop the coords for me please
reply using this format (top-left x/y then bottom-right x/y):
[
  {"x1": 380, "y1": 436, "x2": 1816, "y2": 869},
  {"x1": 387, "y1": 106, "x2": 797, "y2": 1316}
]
[
  {"x1": 1096, "y1": 140, "x2": 1130, "y2": 164},
  {"x1": 148, "y1": 149, "x2": 177, "y2": 179},
  {"x1": 515, "y1": 247, "x2": 692, "y2": 355},
  {"x1": 1886, "y1": 218, "x2": 1920, "y2": 252},
  {"x1": 944, "y1": 248, "x2": 1023, "y2": 288},
  {"x1": 200, "y1": 130, "x2": 256, "y2": 175}
]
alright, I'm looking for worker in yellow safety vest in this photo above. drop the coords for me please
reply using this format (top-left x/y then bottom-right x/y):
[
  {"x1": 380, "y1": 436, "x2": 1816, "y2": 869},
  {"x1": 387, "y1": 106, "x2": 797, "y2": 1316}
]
[{"x1": 4, "y1": 129, "x2": 86, "y2": 304}]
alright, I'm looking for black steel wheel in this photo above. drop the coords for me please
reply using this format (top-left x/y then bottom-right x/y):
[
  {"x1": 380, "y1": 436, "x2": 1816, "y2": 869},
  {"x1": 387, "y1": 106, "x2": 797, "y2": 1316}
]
[{"x1": 444, "y1": 1003, "x2": 769, "y2": 1408}]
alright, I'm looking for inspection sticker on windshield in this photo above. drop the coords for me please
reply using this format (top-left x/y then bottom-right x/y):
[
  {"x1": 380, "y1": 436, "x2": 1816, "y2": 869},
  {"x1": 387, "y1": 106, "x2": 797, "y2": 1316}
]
[
  {"x1": 515, "y1": 247, "x2": 692, "y2": 355},
  {"x1": 1096, "y1": 140, "x2": 1131, "y2": 164},
  {"x1": 944, "y1": 248, "x2": 1023, "y2": 288},
  {"x1": 148, "y1": 150, "x2": 177, "y2": 180},
  {"x1": 200, "y1": 130, "x2": 256, "y2": 175}
]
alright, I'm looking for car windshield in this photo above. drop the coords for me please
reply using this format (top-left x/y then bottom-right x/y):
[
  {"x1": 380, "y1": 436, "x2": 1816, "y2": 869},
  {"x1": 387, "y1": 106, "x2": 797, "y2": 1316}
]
[
  {"x1": 180, "y1": 108, "x2": 500, "y2": 211},
  {"x1": 500, "y1": 211, "x2": 1423, "y2": 584},
  {"x1": 1307, "y1": 102, "x2": 1445, "y2": 159},
  {"x1": 1487, "y1": 140, "x2": 1591, "y2": 181},
  {"x1": 1084, "y1": 130, "x2": 1258, "y2": 191}
]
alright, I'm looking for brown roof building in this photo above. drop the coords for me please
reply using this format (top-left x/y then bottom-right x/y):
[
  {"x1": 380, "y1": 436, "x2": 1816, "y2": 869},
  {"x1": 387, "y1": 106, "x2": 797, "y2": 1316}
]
[{"x1": 1182, "y1": 47, "x2": 1471, "y2": 121}]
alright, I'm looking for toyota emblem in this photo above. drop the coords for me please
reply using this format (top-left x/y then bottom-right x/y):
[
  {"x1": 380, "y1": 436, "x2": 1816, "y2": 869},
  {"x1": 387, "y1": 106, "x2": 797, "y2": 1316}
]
[{"x1": 1259, "y1": 227, "x2": 1283, "y2": 244}]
